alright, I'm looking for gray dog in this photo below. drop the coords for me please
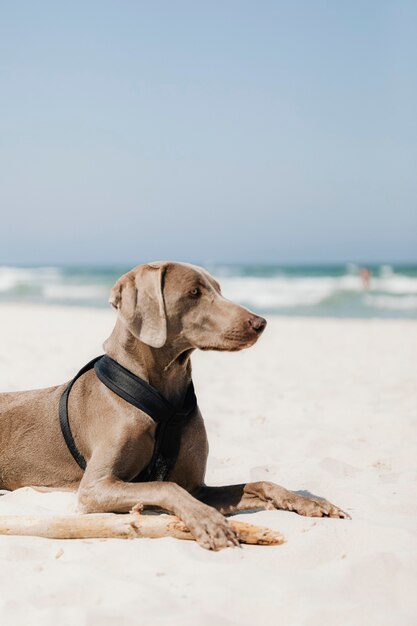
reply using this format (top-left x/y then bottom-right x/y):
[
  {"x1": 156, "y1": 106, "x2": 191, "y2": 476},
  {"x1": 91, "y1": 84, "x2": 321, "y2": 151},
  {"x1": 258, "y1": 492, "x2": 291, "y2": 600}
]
[{"x1": 0, "y1": 262, "x2": 348, "y2": 550}]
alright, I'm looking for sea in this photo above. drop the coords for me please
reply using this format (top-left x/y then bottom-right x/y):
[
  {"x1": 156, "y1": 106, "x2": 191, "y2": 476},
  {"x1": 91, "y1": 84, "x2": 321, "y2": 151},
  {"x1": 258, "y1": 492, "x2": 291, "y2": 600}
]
[{"x1": 0, "y1": 263, "x2": 416, "y2": 319}]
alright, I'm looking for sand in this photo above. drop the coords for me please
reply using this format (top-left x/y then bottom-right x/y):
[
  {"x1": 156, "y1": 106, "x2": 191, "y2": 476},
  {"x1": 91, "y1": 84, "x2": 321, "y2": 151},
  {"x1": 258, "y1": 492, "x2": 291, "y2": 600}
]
[{"x1": 0, "y1": 303, "x2": 416, "y2": 626}]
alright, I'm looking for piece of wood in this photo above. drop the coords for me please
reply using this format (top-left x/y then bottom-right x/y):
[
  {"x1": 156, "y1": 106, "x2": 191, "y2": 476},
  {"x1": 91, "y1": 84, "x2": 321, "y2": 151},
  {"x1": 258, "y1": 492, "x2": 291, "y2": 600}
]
[{"x1": 0, "y1": 512, "x2": 284, "y2": 546}]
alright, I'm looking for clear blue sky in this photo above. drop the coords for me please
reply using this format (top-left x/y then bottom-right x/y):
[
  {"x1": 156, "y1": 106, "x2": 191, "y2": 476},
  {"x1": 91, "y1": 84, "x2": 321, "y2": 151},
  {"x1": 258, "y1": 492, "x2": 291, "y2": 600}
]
[{"x1": 1, "y1": 1, "x2": 416, "y2": 265}]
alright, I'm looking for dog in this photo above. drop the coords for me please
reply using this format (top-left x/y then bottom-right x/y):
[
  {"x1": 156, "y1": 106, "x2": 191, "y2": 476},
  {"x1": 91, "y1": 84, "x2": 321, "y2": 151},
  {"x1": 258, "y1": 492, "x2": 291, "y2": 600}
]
[{"x1": 0, "y1": 262, "x2": 348, "y2": 550}]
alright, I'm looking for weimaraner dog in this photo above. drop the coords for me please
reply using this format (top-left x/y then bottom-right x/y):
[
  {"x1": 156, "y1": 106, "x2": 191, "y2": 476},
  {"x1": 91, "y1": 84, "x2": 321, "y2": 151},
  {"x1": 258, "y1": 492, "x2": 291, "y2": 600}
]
[{"x1": 0, "y1": 262, "x2": 348, "y2": 549}]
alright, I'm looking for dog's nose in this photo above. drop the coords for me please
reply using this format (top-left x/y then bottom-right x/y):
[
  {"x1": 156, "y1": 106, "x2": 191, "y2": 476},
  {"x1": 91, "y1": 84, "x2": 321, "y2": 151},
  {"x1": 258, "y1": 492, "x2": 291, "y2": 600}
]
[{"x1": 248, "y1": 315, "x2": 267, "y2": 333}]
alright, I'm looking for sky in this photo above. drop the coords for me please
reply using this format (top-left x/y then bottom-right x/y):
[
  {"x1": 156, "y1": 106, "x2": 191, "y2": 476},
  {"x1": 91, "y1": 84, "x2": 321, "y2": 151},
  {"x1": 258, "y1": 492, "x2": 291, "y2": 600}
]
[{"x1": 1, "y1": 1, "x2": 416, "y2": 265}]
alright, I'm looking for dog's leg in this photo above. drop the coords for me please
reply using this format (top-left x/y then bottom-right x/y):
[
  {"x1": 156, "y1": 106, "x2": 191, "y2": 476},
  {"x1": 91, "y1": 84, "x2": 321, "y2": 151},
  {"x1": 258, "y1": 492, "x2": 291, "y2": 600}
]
[
  {"x1": 195, "y1": 482, "x2": 350, "y2": 518},
  {"x1": 77, "y1": 471, "x2": 240, "y2": 550}
]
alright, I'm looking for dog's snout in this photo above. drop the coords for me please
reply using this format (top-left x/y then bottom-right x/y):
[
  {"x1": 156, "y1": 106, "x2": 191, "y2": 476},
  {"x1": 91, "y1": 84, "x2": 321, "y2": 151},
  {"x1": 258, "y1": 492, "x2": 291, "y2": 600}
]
[{"x1": 248, "y1": 315, "x2": 267, "y2": 333}]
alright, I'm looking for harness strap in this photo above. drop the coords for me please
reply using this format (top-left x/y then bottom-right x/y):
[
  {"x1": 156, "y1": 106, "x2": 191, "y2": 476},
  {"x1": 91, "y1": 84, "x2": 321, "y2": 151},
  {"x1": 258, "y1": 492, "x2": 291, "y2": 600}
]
[
  {"x1": 59, "y1": 355, "x2": 197, "y2": 481},
  {"x1": 59, "y1": 356, "x2": 102, "y2": 470},
  {"x1": 134, "y1": 382, "x2": 197, "y2": 482},
  {"x1": 94, "y1": 356, "x2": 174, "y2": 423}
]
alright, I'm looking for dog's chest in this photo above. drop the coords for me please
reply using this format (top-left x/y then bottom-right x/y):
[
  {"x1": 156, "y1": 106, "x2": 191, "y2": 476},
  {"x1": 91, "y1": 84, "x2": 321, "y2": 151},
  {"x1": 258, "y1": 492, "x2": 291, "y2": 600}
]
[{"x1": 168, "y1": 409, "x2": 209, "y2": 491}]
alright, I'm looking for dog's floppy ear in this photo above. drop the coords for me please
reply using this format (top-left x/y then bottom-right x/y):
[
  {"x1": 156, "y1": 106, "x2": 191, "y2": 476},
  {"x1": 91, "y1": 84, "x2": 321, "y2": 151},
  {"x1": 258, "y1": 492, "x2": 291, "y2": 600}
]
[{"x1": 109, "y1": 263, "x2": 167, "y2": 348}]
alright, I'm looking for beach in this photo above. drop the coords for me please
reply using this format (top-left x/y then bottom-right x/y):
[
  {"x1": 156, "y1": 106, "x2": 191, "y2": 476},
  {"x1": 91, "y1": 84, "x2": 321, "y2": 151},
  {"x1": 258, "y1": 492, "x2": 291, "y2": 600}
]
[{"x1": 0, "y1": 303, "x2": 416, "y2": 626}]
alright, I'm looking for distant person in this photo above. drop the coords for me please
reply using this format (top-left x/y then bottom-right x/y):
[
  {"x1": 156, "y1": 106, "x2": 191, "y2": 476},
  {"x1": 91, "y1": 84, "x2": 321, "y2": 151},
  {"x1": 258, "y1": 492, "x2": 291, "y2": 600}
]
[{"x1": 360, "y1": 267, "x2": 372, "y2": 290}]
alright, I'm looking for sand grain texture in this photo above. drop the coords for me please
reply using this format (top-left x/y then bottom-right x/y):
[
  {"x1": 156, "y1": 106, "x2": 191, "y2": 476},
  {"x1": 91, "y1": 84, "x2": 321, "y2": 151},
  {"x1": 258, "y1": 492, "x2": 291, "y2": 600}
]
[{"x1": 0, "y1": 304, "x2": 416, "y2": 626}]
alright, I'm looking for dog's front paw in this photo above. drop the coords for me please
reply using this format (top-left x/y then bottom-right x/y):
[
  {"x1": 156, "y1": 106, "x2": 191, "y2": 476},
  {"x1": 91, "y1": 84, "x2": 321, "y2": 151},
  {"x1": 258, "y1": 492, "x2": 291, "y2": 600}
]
[
  {"x1": 259, "y1": 482, "x2": 350, "y2": 519},
  {"x1": 183, "y1": 504, "x2": 240, "y2": 550},
  {"x1": 285, "y1": 494, "x2": 350, "y2": 519}
]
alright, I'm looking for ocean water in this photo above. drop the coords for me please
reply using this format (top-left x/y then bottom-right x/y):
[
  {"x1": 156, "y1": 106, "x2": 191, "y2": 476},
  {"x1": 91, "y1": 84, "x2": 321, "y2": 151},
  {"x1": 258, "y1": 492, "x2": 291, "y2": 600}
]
[{"x1": 0, "y1": 263, "x2": 416, "y2": 319}]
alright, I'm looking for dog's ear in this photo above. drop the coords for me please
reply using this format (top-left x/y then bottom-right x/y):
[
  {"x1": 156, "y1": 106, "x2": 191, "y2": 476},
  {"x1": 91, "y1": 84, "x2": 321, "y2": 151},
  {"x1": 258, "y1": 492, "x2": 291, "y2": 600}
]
[{"x1": 109, "y1": 264, "x2": 167, "y2": 348}]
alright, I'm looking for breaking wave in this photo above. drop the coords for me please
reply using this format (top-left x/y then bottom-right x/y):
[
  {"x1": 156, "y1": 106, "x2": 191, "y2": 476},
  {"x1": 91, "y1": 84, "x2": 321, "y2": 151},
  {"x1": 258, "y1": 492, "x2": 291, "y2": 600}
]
[{"x1": 0, "y1": 263, "x2": 416, "y2": 318}]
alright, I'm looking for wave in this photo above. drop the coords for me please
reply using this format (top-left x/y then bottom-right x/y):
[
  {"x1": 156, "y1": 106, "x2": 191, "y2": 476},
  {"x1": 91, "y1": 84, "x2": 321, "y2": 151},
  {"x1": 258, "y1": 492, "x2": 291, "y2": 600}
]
[
  {"x1": 0, "y1": 266, "x2": 62, "y2": 292},
  {"x1": 0, "y1": 264, "x2": 416, "y2": 317},
  {"x1": 220, "y1": 272, "x2": 417, "y2": 313},
  {"x1": 0, "y1": 265, "x2": 108, "y2": 305},
  {"x1": 364, "y1": 294, "x2": 417, "y2": 311}
]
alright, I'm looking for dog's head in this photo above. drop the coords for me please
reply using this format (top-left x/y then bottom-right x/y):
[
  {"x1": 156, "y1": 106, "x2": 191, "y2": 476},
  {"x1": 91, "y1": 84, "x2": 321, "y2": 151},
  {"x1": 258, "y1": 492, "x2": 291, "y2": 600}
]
[{"x1": 109, "y1": 261, "x2": 266, "y2": 351}]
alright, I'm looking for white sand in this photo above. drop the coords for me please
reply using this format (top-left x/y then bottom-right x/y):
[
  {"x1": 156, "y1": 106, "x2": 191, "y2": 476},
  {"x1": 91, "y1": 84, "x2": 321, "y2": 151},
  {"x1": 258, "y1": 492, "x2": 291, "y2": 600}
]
[{"x1": 0, "y1": 304, "x2": 416, "y2": 626}]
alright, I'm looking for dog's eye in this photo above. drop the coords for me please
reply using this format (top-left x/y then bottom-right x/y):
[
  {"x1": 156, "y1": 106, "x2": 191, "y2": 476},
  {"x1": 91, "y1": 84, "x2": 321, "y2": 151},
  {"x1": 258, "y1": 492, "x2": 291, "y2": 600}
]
[{"x1": 190, "y1": 287, "x2": 200, "y2": 298}]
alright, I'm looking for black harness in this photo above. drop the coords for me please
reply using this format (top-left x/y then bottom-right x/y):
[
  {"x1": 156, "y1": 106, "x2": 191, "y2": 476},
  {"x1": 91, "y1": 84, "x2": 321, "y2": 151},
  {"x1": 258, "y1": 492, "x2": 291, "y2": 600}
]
[{"x1": 59, "y1": 355, "x2": 197, "y2": 482}]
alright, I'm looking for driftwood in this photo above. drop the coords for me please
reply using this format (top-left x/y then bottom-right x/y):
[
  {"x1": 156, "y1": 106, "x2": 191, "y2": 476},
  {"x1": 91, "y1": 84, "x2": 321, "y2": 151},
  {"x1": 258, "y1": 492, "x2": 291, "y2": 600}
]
[{"x1": 0, "y1": 512, "x2": 284, "y2": 546}]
